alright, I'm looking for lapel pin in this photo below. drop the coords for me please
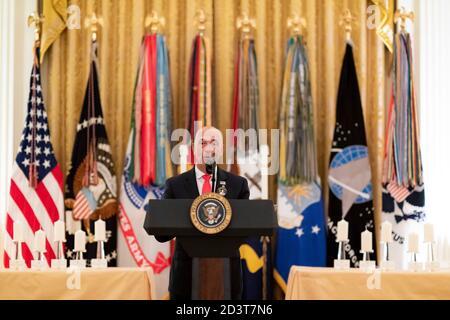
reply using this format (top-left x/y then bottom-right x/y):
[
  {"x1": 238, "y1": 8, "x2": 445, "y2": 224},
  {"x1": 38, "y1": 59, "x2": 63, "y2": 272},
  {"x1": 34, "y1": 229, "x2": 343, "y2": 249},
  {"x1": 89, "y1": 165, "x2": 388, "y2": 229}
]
[{"x1": 217, "y1": 181, "x2": 227, "y2": 196}]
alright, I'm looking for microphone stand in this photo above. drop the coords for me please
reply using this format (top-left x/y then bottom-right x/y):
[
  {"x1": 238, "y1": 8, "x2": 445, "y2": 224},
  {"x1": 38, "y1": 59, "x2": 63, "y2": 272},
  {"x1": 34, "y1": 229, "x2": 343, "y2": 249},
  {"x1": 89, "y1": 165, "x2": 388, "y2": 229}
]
[{"x1": 212, "y1": 163, "x2": 216, "y2": 192}]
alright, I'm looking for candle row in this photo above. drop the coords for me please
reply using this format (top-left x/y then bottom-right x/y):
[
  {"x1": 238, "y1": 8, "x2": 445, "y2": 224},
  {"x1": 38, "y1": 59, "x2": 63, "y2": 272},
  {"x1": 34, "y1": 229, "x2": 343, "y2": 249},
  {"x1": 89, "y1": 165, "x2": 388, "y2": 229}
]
[
  {"x1": 336, "y1": 219, "x2": 436, "y2": 254},
  {"x1": 12, "y1": 219, "x2": 106, "y2": 253},
  {"x1": 13, "y1": 220, "x2": 66, "y2": 243},
  {"x1": 382, "y1": 221, "x2": 435, "y2": 253}
]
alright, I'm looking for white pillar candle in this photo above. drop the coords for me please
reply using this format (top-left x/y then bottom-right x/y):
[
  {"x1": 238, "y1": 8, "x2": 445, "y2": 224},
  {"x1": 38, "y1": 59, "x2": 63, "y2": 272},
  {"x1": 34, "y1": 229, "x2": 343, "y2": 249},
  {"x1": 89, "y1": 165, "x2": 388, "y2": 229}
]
[
  {"x1": 336, "y1": 219, "x2": 349, "y2": 241},
  {"x1": 94, "y1": 219, "x2": 106, "y2": 241},
  {"x1": 33, "y1": 230, "x2": 46, "y2": 252},
  {"x1": 408, "y1": 232, "x2": 419, "y2": 253},
  {"x1": 13, "y1": 220, "x2": 24, "y2": 242},
  {"x1": 54, "y1": 221, "x2": 66, "y2": 242},
  {"x1": 381, "y1": 221, "x2": 393, "y2": 243},
  {"x1": 424, "y1": 223, "x2": 435, "y2": 243},
  {"x1": 74, "y1": 230, "x2": 86, "y2": 252},
  {"x1": 361, "y1": 229, "x2": 373, "y2": 252}
]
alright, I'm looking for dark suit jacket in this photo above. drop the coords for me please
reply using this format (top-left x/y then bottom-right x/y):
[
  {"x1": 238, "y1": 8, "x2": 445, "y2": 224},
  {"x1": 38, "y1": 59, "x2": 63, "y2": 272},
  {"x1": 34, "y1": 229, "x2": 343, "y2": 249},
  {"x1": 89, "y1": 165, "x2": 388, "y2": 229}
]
[{"x1": 155, "y1": 167, "x2": 250, "y2": 299}]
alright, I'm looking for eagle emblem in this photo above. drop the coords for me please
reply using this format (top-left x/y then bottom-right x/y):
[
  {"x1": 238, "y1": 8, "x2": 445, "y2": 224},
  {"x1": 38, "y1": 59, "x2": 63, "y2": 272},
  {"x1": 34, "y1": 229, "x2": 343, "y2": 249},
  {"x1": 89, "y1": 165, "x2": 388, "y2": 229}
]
[
  {"x1": 201, "y1": 202, "x2": 222, "y2": 225},
  {"x1": 190, "y1": 193, "x2": 232, "y2": 234}
]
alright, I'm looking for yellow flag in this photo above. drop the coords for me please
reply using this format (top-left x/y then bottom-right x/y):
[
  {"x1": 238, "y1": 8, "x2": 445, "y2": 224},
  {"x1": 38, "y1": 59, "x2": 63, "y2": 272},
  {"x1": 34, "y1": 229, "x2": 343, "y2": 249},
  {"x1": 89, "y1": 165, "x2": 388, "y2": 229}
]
[
  {"x1": 40, "y1": 0, "x2": 67, "y2": 63},
  {"x1": 239, "y1": 244, "x2": 264, "y2": 273},
  {"x1": 371, "y1": 0, "x2": 394, "y2": 53}
]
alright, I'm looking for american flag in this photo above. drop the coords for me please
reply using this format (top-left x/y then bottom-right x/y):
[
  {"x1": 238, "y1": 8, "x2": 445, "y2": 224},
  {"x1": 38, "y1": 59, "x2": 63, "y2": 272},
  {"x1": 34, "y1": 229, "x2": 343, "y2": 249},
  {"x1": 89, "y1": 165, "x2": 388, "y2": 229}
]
[
  {"x1": 73, "y1": 187, "x2": 97, "y2": 220},
  {"x1": 3, "y1": 48, "x2": 64, "y2": 268},
  {"x1": 386, "y1": 181, "x2": 412, "y2": 203}
]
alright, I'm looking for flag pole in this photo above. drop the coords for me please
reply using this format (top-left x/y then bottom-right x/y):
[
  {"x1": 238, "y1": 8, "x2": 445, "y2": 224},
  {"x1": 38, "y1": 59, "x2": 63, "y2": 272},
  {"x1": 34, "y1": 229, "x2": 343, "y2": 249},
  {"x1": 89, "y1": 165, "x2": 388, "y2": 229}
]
[
  {"x1": 287, "y1": 14, "x2": 307, "y2": 39},
  {"x1": 145, "y1": 10, "x2": 165, "y2": 35},
  {"x1": 194, "y1": 9, "x2": 207, "y2": 37},
  {"x1": 27, "y1": 12, "x2": 43, "y2": 43},
  {"x1": 236, "y1": 12, "x2": 267, "y2": 300},
  {"x1": 260, "y1": 145, "x2": 270, "y2": 300},
  {"x1": 339, "y1": 9, "x2": 355, "y2": 43},
  {"x1": 394, "y1": 7, "x2": 414, "y2": 33},
  {"x1": 85, "y1": 13, "x2": 100, "y2": 42},
  {"x1": 236, "y1": 11, "x2": 256, "y2": 40}
]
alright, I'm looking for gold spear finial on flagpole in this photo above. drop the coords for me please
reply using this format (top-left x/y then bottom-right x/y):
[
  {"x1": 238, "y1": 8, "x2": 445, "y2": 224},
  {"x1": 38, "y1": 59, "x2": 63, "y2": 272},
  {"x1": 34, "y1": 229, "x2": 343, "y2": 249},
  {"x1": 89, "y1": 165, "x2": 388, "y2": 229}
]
[
  {"x1": 236, "y1": 12, "x2": 256, "y2": 39},
  {"x1": 27, "y1": 12, "x2": 44, "y2": 42},
  {"x1": 339, "y1": 9, "x2": 356, "y2": 42},
  {"x1": 85, "y1": 13, "x2": 103, "y2": 42},
  {"x1": 394, "y1": 7, "x2": 414, "y2": 32},
  {"x1": 194, "y1": 9, "x2": 207, "y2": 36},
  {"x1": 145, "y1": 10, "x2": 165, "y2": 34},
  {"x1": 287, "y1": 14, "x2": 307, "y2": 38}
]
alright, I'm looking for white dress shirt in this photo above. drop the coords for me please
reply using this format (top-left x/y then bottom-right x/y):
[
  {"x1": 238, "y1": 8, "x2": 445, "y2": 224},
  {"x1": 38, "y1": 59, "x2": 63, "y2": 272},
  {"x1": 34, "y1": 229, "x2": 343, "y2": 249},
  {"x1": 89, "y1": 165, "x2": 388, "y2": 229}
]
[{"x1": 194, "y1": 165, "x2": 217, "y2": 194}]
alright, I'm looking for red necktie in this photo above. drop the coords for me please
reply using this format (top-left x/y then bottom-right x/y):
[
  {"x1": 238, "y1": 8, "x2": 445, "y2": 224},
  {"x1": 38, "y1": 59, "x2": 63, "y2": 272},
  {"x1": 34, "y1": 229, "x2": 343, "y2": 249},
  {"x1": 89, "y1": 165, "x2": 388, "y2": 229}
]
[{"x1": 202, "y1": 174, "x2": 212, "y2": 194}]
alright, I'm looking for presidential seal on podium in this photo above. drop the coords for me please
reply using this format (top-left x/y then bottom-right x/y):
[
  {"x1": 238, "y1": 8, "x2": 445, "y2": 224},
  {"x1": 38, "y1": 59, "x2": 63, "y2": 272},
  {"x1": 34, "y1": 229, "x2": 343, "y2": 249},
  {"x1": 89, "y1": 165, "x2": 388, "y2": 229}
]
[{"x1": 190, "y1": 192, "x2": 232, "y2": 234}]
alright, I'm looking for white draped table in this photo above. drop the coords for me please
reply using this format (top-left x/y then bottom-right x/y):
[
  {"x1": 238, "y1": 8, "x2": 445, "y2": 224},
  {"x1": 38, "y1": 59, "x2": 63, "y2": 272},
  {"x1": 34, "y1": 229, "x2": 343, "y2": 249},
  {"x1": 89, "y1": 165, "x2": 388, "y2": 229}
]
[
  {"x1": 286, "y1": 266, "x2": 450, "y2": 300},
  {"x1": 0, "y1": 267, "x2": 154, "y2": 300}
]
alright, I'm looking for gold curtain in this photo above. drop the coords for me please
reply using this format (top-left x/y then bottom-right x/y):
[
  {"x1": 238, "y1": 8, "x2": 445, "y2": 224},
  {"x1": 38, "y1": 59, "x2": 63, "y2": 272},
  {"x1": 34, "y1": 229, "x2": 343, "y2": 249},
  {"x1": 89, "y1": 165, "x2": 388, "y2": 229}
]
[{"x1": 42, "y1": 0, "x2": 391, "y2": 259}]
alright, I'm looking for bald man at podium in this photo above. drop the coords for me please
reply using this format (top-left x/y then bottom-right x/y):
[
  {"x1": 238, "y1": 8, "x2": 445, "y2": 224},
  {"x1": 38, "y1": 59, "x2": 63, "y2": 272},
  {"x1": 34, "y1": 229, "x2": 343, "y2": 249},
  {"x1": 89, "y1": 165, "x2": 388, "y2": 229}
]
[{"x1": 156, "y1": 126, "x2": 250, "y2": 300}]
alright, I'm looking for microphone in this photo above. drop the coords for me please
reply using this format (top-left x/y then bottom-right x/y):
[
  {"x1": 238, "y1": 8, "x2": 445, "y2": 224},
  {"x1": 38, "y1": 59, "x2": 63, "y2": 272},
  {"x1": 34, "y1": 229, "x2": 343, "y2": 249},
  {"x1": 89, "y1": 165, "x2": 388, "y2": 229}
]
[{"x1": 205, "y1": 157, "x2": 216, "y2": 192}]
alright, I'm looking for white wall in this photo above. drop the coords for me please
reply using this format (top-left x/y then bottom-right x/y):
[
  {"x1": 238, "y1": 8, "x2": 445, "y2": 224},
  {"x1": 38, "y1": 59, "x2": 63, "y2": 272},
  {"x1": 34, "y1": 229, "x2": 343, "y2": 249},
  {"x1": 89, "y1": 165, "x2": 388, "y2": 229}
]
[
  {"x1": 396, "y1": 0, "x2": 420, "y2": 107},
  {"x1": 395, "y1": 0, "x2": 450, "y2": 263},
  {"x1": 415, "y1": 0, "x2": 450, "y2": 262},
  {"x1": 0, "y1": 0, "x2": 36, "y2": 266}
]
